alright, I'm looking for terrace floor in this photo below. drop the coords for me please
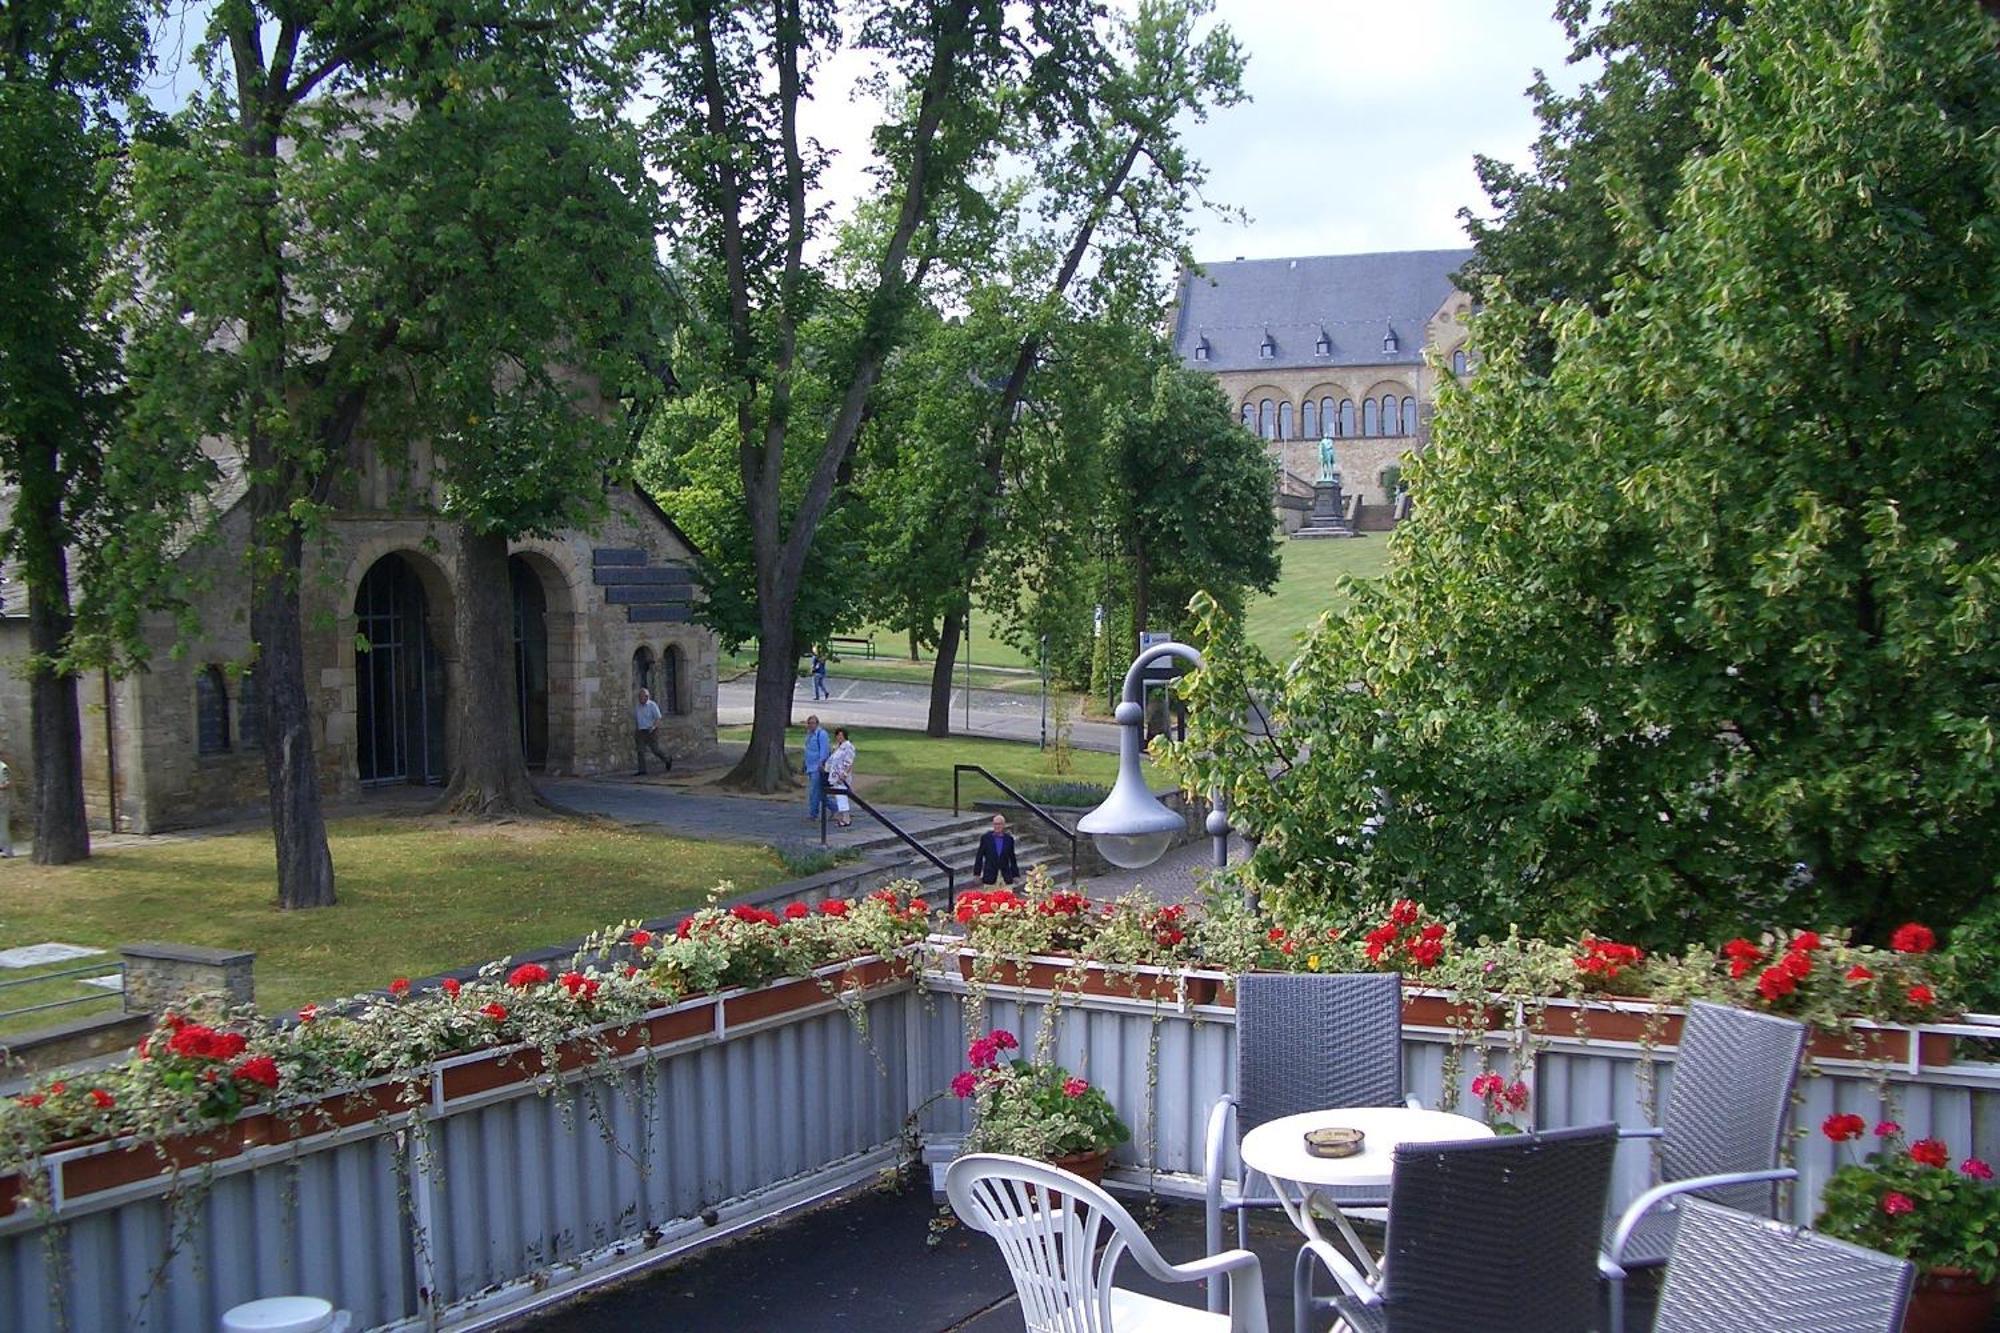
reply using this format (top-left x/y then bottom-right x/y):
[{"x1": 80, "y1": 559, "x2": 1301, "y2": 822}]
[{"x1": 518, "y1": 1176, "x2": 1314, "y2": 1332}]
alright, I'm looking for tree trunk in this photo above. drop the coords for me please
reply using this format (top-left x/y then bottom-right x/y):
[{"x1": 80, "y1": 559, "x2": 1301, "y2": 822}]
[
  {"x1": 723, "y1": 606, "x2": 797, "y2": 792},
  {"x1": 26, "y1": 542, "x2": 88, "y2": 864},
  {"x1": 250, "y1": 514, "x2": 336, "y2": 909},
  {"x1": 439, "y1": 526, "x2": 543, "y2": 816},
  {"x1": 926, "y1": 603, "x2": 965, "y2": 737},
  {"x1": 907, "y1": 626, "x2": 920, "y2": 662}
]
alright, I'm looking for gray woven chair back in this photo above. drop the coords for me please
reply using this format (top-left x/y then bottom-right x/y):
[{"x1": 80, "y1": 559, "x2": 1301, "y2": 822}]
[
  {"x1": 1235, "y1": 972, "x2": 1403, "y2": 1134},
  {"x1": 1660, "y1": 1000, "x2": 1806, "y2": 1214},
  {"x1": 1652, "y1": 1199, "x2": 1913, "y2": 1333},
  {"x1": 1375, "y1": 1124, "x2": 1617, "y2": 1333}
]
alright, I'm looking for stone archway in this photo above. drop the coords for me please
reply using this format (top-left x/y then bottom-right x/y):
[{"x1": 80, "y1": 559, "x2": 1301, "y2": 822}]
[{"x1": 353, "y1": 551, "x2": 451, "y2": 786}]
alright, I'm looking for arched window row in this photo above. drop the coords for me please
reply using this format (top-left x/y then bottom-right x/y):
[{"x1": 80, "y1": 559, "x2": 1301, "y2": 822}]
[
  {"x1": 1239, "y1": 392, "x2": 1420, "y2": 440},
  {"x1": 634, "y1": 643, "x2": 690, "y2": 716}
]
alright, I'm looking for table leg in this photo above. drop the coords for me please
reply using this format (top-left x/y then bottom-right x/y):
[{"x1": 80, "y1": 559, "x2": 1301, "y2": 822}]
[{"x1": 1303, "y1": 1189, "x2": 1381, "y2": 1283}]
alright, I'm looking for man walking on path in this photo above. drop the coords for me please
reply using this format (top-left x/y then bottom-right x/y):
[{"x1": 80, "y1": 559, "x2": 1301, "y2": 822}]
[
  {"x1": 0, "y1": 757, "x2": 11, "y2": 857},
  {"x1": 802, "y1": 715, "x2": 831, "y2": 821},
  {"x1": 825, "y1": 727, "x2": 856, "y2": 827},
  {"x1": 633, "y1": 689, "x2": 673, "y2": 776},
  {"x1": 811, "y1": 649, "x2": 830, "y2": 700},
  {"x1": 972, "y1": 814, "x2": 1019, "y2": 887}
]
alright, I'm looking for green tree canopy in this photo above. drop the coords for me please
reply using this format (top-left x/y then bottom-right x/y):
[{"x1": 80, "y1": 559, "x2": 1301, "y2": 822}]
[{"x1": 1175, "y1": 0, "x2": 2000, "y2": 948}]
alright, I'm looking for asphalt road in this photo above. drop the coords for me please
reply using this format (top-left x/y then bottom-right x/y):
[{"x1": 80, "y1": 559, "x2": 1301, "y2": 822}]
[{"x1": 719, "y1": 674, "x2": 1121, "y2": 752}]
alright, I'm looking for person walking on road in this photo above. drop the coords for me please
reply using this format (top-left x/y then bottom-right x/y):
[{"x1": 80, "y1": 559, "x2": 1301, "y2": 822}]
[
  {"x1": 802, "y1": 715, "x2": 831, "y2": 822},
  {"x1": 811, "y1": 649, "x2": 830, "y2": 700},
  {"x1": 825, "y1": 727, "x2": 856, "y2": 827},
  {"x1": 633, "y1": 688, "x2": 673, "y2": 776},
  {"x1": 973, "y1": 814, "x2": 1019, "y2": 887},
  {"x1": 0, "y1": 756, "x2": 12, "y2": 857}
]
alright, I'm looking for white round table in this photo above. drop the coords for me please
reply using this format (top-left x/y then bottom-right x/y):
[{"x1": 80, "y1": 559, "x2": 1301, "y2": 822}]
[{"x1": 1239, "y1": 1106, "x2": 1493, "y2": 1279}]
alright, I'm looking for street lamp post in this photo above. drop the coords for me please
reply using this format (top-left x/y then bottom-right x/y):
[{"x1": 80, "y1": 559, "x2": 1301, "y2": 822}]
[{"x1": 1077, "y1": 641, "x2": 1241, "y2": 900}]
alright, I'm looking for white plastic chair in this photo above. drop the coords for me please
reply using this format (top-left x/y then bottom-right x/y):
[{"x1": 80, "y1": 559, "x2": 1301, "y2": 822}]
[{"x1": 946, "y1": 1153, "x2": 1271, "y2": 1333}]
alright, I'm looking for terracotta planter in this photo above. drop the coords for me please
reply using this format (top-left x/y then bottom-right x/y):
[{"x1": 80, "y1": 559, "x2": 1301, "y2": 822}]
[
  {"x1": 1903, "y1": 1267, "x2": 1998, "y2": 1333},
  {"x1": 724, "y1": 976, "x2": 831, "y2": 1026},
  {"x1": 1533, "y1": 1003, "x2": 1669, "y2": 1045},
  {"x1": 1048, "y1": 1147, "x2": 1112, "y2": 1185},
  {"x1": 0, "y1": 1170, "x2": 23, "y2": 1219},
  {"x1": 439, "y1": 1047, "x2": 547, "y2": 1101},
  {"x1": 957, "y1": 955, "x2": 1206, "y2": 1005},
  {"x1": 1401, "y1": 992, "x2": 1506, "y2": 1032}
]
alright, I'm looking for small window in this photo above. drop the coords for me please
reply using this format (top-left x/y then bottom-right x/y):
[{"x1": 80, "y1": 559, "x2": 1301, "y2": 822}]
[
  {"x1": 1382, "y1": 328, "x2": 1399, "y2": 354},
  {"x1": 1241, "y1": 402, "x2": 1255, "y2": 428},
  {"x1": 1451, "y1": 349, "x2": 1468, "y2": 377},
  {"x1": 238, "y1": 669, "x2": 263, "y2": 751},
  {"x1": 1338, "y1": 399, "x2": 1356, "y2": 438},
  {"x1": 1362, "y1": 398, "x2": 1379, "y2": 437},
  {"x1": 662, "y1": 645, "x2": 686, "y2": 716},
  {"x1": 1259, "y1": 334, "x2": 1275, "y2": 360},
  {"x1": 1277, "y1": 401, "x2": 1293, "y2": 441},
  {"x1": 1320, "y1": 396, "x2": 1336, "y2": 437},
  {"x1": 633, "y1": 645, "x2": 655, "y2": 698},
  {"x1": 1401, "y1": 397, "x2": 1416, "y2": 435},
  {"x1": 1315, "y1": 332, "x2": 1331, "y2": 356},
  {"x1": 1301, "y1": 399, "x2": 1319, "y2": 439},
  {"x1": 1382, "y1": 395, "x2": 1400, "y2": 436},
  {"x1": 196, "y1": 666, "x2": 230, "y2": 755},
  {"x1": 1193, "y1": 339, "x2": 1210, "y2": 362},
  {"x1": 1259, "y1": 399, "x2": 1276, "y2": 440}
]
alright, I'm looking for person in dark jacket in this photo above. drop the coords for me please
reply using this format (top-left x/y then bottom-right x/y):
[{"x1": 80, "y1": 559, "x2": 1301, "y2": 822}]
[{"x1": 972, "y1": 815, "x2": 1020, "y2": 887}]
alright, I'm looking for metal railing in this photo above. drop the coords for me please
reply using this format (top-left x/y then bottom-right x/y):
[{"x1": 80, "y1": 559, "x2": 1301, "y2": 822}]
[
  {"x1": 0, "y1": 960, "x2": 124, "y2": 1025},
  {"x1": 821, "y1": 784, "x2": 957, "y2": 909},
  {"x1": 951, "y1": 764, "x2": 1080, "y2": 887}
]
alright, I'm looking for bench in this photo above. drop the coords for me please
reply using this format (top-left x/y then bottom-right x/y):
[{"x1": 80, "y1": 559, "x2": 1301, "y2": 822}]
[{"x1": 825, "y1": 635, "x2": 876, "y2": 660}]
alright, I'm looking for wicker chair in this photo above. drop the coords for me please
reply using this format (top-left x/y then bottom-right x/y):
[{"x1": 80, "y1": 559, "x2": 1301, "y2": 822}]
[
  {"x1": 1205, "y1": 973, "x2": 1411, "y2": 1313},
  {"x1": 1602, "y1": 999, "x2": 1808, "y2": 1333},
  {"x1": 1651, "y1": 1199, "x2": 1913, "y2": 1333},
  {"x1": 1293, "y1": 1123, "x2": 1619, "y2": 1333},
  {"x1": 945, "y1": 1153, "x2": 1270, "y2": 1333}
]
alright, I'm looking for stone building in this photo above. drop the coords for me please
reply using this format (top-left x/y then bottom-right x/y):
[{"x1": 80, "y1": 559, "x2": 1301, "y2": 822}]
[
  {"x1": 1169, "y1": 249, "x2": 1474, "y2": 528},
  {"x1": 0, "y1": 439, "x2": 718, "y2": 836}
]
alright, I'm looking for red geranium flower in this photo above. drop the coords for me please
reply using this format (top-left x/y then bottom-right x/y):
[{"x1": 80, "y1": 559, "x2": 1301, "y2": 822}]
[
  {"x1": 89, "y1": 1088, "x2": 115, "y2": 1110},
  {"x1": 1471, "y1": 1072, "x2": 1503, "y2": 1099},
  {"x1": 1876, "y1": 1121, "x2": 1902, "y2": 1138},
  {"x1": 1882, "y1": 1192, "x2": 1915, "y2": 1216},
  {"x1": 968, "y1": 1036, "x2": 1000, "y2": 1070},
  {"x1": 48, "y1": 1081, "x2": 67, "y2": 1096},
  {"x1": 233, "y1": 1056, "x2": 280, "y2": 1090},
  {"x1": 441, "y1": 977, "x2": 462, "y2": 998},
  {"x1": 298, "y1": 1004, "x2": 318, "y2": 1024},
  {"x1": 1907, "y1": 984, "x2": 1936, "y2": 1007},
  {"x1": 18, "y1": 1093, "x2": 44, "y2": 1109},
  {"x1": 1503, "y1": 1081, "x2": 1530, "y2": 1112},
  {"x1": 785, "y1": 901, "x2": 810, "y2": 920},
  {"x1": 1755, "y1": 966, "x2": 1797, "y2": 1002},
  {"x1": 1062, "y1": 1077, "x2": 1088, "y2": 1098},
  {"x1": 676, "y1": 918, "x2": 695, "y2": 939},
  {"x1": 819, "y1": 898, "x2": 849, "y2": 917},
  {"x1": 1822, "y1": 1113, "x2": 1866, "y2": 1142},
  {"x1": 1389, "y1": 900, "x2": 1420, "y2": 926},
  {"x1": 1891, "y1": 923, "x2": 1936, "y2": 955},
  {"x1": 388, "y1": 978, "x2": 411, "y2": 997},
  {"x1": 559, "y1": 971, "x2": 600, "y2": 1002},
  {"x1": 950, "y1": 1072, "x2": 978, "y2": 1099},
  {"x1": 1791, "y1": 931, "x2": 1822, "y2": 952},
  {"x1": 1845, "y1": 965, "x2": 1874, "y2": 984},
  {"x1": 1962, "y1": 1158, "x2": 1995, "y2": 1181},
  {"x1": 480, "y1": 1002, "x2": 508, "y2": 1022},
  {"x1": 629, "y1": 929, "x2": 653, "y2": 947},
  {"x1": 507, "y1": 963, "x2": 550, "y2": 989},
  {"x1": 993, "y1": 1030, "x2": 1019, "y2": 1051},
  {"x1": 1910, "y1": 1139, "x2": 1950, "y2": 1168}
]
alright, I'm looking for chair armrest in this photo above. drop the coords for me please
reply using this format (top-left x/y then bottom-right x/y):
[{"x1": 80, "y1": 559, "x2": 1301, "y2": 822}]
[
  {"x1": 1299, "y1": 1238, "x2": 1381, "y2": 1310},
  {"x1": 1607, "y1": 1168, "x2": 1798, "y2": 1264},
  {"x1": 1162, "y1": 1245, "x2": 1263, "y2": 1284},
  {"x1": 1123, "y1": 1241, "x2": 1270, "y2": 1333},
  {"x1": 1616, "y1": 1126, "x2": 1664, "y2": 1141},
  {"x1": 1203, "y1": 1094, "x2": 1239, "y2": 1314}
]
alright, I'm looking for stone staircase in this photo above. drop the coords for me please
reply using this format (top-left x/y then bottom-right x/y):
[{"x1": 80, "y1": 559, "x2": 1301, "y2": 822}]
[{"x1": 847, "y1": 815, "x2": 1078, "y2": 903}]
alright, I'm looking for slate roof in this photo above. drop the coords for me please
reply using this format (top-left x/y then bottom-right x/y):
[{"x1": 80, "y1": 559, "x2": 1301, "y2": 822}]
[{"x1": 1172, "y1": 249, "x2": 1472, "y2": 374}]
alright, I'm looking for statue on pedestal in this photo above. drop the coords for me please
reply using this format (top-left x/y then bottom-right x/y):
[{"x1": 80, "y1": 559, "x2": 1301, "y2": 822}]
[{"x1": 1317, "y1": 436, "x2": 1338, "y2": 484}]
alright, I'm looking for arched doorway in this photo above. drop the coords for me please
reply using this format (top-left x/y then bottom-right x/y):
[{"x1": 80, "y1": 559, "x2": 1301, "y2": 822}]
[
  {"x1": 354, "y1": 554, "x2": 447, "y2": 785},
  {"x1": 510, "y1": 556, "x2": 550, "y2": 770}
]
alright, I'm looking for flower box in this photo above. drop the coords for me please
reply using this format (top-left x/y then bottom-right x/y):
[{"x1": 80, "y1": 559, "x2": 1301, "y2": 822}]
[
  {"x1": 720, "y1": 955, "x2": 904, "y2": 1027},
  {"x1": 57, "y1": 1122, "x2": 255, "y2": 1202},
  {"x1": 955, "y1": 953, "x2": 1213, "y2": 1006}
]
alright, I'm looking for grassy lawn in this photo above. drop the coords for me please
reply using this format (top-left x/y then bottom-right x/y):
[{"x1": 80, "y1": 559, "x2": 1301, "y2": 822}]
[
  {"x1": 722, "y1": 723, "x2": 1158, "y2": 810},
  {"x1": 1242, "y1": 533, "x2": 1391, "y2": 659},
  {"x1": 0, "y1": 817, "x2": 784, "y2": 1018}
]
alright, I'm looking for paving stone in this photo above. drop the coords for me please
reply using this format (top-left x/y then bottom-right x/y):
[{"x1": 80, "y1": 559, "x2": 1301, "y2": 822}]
[{"x1": 0, "y1": 943, "x2": 103, "y2": 969}]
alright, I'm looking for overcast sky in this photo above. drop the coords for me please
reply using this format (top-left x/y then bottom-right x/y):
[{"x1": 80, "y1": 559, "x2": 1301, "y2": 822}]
[{"x1": 796, "y1": 1, "x2": 1587, "y2": 264}]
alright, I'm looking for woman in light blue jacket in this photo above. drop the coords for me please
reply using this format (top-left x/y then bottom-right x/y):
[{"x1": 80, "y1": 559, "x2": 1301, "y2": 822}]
[{"x1": 802, "y1": 716, "x2": 831, "y2": 821}]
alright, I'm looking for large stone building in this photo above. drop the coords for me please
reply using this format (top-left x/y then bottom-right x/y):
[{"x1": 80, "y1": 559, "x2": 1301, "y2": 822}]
[
  {"x1": 0, "y1": 439, "x2": 718, "y2": 836},
  {"x1": 1169, "y1": 248, "x2": 1473, "y2": 526}
]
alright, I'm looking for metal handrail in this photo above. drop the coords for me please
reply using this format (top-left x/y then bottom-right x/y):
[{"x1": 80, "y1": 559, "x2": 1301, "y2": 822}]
[
  {"x1": 951, "y1": 764, "x2": 1080, "y2": 888},
  {"x1": 0, "y1": 960, "x2": 125, "y2": 1024},
  {"x1": 821, "y1": 784, "x2": 957, "y2": 910}
]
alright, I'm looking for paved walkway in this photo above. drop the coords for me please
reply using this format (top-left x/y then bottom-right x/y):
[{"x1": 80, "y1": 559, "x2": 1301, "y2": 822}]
[
  {"x1": 539, "y1": 772, "x2": 976, "y2": 849},
  {"x1": 720, "y1": 675, "x2": 1121, "y2": 753}
]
